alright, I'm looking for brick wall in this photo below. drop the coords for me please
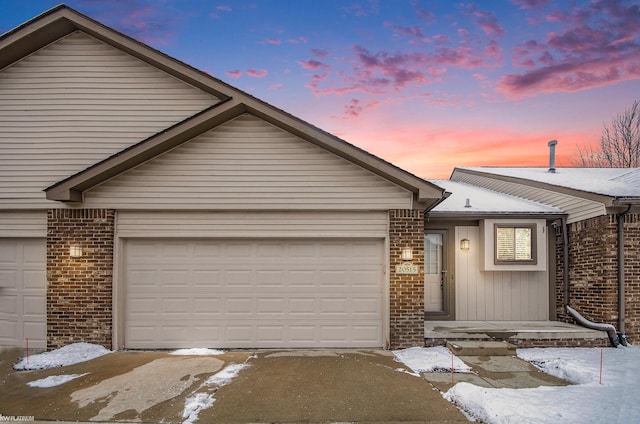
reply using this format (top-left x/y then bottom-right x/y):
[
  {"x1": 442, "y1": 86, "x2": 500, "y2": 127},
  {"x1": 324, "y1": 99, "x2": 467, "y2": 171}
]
[
  {"x1": 389, "y1": 209, "x2": 424, "y2": 349},
  {"x1": 555, "y1": 213, "x2": 640, "y2": 344},
  {"x1": 47, "y1": 209, "x2": 115, "y2": 350}
]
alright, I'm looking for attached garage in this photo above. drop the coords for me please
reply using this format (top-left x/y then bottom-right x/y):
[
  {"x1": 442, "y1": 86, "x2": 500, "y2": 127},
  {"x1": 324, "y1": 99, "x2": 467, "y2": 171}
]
[
  {"x1": 122, "y1": 238, "x2": 384, "y2": 349},
  {"x1": 0, "y1": 238, "x2": 46, "y2": 349},
  {"x1": 1, "y1": 6, "x2": 445, "y2": 350}
]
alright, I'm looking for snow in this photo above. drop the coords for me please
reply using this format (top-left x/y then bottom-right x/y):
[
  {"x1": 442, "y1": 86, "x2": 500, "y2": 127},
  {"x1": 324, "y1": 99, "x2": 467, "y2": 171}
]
[
  {"x1": 459, "y1": 167, "x2": 640, "y2": 197},
  {"x1": 28, "y1": 373, "x2": 88, "y2": 388},
  {"x1": 13, "y1": 342, "x2": 111, "y2": 370},
  {"x1": 393, "y1": 346, "x2": 472, "y2": 373},
  {"x1": 170, "y1": 348, "x2": 225, "y2": 356},
  {"x1": 181, "y1": 362, "x2": 250, "y2": 424},
  {"x1": 441, "y1": 346, "x2": 640, "y2": 423},
  {"x1": 429, "y1": 179, "x2": 563, "y2": 214}
]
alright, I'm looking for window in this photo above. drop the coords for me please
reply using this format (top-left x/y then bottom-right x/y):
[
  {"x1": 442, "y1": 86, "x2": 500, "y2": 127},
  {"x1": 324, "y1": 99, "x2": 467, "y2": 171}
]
[{"x1": 494, "y1": 224, "x2": 536, "y2": 264}]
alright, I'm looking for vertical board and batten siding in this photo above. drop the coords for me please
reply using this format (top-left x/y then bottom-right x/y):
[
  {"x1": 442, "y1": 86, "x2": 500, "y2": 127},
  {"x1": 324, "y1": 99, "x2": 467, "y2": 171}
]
[
  {"x1": 83, "y1": 114, "x2": 414, "y2": 210},
  {"x1": 0, "y1": 31, "x2": 217, "y2": 209},
  {"x1": 452, "y1": 172, "x2": 605, "y2": 223},
  {"x1": 455, "y1": 226, "x2": 548, "y2": 320}
]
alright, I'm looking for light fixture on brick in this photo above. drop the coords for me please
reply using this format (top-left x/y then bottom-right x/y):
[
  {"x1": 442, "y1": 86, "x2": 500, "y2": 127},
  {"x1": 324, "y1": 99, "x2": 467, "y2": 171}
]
[
  {"x1": 401, "y1": 247, "x2": 413, "y2": 261},
  {"x1": 69, "y1": 245, "x2": 83, "y2": 258}
]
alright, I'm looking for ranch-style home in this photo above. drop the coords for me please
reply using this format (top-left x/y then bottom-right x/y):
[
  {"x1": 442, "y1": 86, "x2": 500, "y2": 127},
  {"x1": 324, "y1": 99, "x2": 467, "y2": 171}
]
[{"x1": 1, "y1": 6, "x2": 638, "y2": 352}]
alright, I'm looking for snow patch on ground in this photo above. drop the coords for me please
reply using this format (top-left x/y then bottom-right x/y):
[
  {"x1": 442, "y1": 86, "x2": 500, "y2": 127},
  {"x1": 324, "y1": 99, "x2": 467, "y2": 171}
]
[
  {"x1": 28, "y1": 373, "x2": 89, "y2": 388},
  {"x1": 13, "y1": 343, "x2": 111, "y2": 370},
  {"x1": 393, "y1": 346, "x2": 472, "y2": 373},
  {"x1": 517, "y1": 347, "x2": 600, "y2": 384},
  {"x1": 444, "y1": 346, "x2": 640, "y2": 424},
  {"x1": 170, "y1": 348, "x2": 225, "y2": 356},
  {"x1": 182, "y1": 362, "x2": 250, "y2": 424}
]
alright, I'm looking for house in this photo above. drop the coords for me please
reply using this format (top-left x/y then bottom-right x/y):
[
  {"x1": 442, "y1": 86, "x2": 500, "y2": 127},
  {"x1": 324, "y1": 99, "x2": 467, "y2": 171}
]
[
  {"x1": 451, "y1": 166, "x2": 640, "y2": 344},
  {"x1": 0, "y1": 5, "x2": 449, "y2": 351},
  {"x1": 1, "y1": 6, "x2": 635, "y2": 353}
]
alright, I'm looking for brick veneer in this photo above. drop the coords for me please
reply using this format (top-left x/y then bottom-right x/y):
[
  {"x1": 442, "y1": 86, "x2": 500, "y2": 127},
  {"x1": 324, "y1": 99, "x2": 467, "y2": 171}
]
[
  {"x1": 389, "y1": 209, "x2": 424, "y2": 349},
  {"x1": 47, "y1": 209, "x2": 115, "y2": 350},
  {"x1": 555, "y1": 213, "x2": 640, "y2": 344}
]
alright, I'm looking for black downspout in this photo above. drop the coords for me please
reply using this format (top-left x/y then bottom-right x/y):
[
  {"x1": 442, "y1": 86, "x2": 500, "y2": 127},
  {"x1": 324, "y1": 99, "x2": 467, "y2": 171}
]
[
  {"x1": 617, "y1": 205, "x2": 632, "y2": 346},
  {"x1": 562, "y1": 217, "x2": 569, "y2": 309}
]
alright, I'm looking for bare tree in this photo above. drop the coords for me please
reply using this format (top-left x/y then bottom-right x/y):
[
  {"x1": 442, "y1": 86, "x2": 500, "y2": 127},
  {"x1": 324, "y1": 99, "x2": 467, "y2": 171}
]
[{"x1": 572, "y1": 99, "x2": 640, "y2": 167}]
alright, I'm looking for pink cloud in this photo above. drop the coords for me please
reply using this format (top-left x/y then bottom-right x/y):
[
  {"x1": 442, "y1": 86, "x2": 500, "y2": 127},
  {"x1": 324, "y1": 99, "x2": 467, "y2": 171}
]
[
  {"x1": 297, "y1": 59, "x2": 330, "y2": 71},
  {"x1": 216, "y1": 5, "x2": 232, "y2": 12},
  {"x1": 311, "y1": 48, "x2": 329, "y2": 58},
  {"x1": 500, "y1": 0, "x2": 640, "y2": 96},
  {"x1": 473, "y1": 10, "x2": 504, "y2": 37},
  {"x1": 511, "y1": 0, "x2": 550, "y2": 9},
  {"x1": 265, "y1": 38, "x2": 281, "y2": 45},
  {"x1": 268, "y1": 82, "x2": 283, "y2": 90},
  {"x1": 246, "y1": 68, "x2": 268, "y2": 78},
  {"x1": 342, "y1": 98, "x2": 382, "y2": 117},
  {"x1": 226, "y1": 69, "x2": 242, "y2": 78},
  {"x1": 116, "y1": 5, "x2": 180, "y2": 45}
]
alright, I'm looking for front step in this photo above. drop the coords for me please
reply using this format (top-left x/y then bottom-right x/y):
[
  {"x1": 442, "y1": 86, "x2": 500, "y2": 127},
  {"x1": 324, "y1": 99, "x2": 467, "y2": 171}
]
[{"x1": 447, "y1": 340, "x2": 516, "y2": 356}]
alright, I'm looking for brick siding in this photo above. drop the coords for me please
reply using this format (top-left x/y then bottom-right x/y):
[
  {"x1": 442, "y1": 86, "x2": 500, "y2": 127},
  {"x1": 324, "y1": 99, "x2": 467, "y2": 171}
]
[
  {"x1": 47, "y1": 209, "x2": 115, "y2": 350},
  {"x1": 555, "y1": 213, "x2": 640, "y2": 344},
  {"x1": 389, "y1": 209, "x2": 424, "y2": 349}
]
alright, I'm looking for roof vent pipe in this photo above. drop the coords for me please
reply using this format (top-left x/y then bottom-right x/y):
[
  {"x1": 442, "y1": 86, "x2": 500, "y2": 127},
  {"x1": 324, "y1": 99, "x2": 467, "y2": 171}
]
[{"x1": 548, "y1": 140, "x2": 558, "y2": 173}]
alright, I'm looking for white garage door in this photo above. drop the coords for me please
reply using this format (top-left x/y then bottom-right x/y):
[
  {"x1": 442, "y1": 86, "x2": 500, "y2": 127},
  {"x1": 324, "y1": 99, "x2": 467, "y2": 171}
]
[
  {"x1": 124, "y1": 238, "x2": 384, "y2": 349},
  {"x1": 0, "y1": 238, "x2": 46, "y2": 349}
]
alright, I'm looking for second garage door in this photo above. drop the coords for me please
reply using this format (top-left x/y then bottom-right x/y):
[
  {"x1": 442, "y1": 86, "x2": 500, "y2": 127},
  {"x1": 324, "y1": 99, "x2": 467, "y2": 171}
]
[{"x1": 123, "y1": 238, "x2": 384, "y2": 349}]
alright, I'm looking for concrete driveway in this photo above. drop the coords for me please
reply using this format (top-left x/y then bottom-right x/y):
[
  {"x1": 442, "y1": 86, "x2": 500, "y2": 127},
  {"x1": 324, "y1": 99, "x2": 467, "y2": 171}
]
[{"x1": 0, "y1": 347, "x2": 469, "y2": 423}]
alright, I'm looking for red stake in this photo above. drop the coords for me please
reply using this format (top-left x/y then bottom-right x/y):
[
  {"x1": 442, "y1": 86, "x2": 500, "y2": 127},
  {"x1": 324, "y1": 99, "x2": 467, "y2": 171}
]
[
  {"x1": 451, "y1": 350, "x2": 455, "y2": 385},
  {"x1": 599, "y1": 348, "x2": 603, "y2": 385},
  {"x1": 26, "y1": 337, "x2": 29, "y2": 365}
]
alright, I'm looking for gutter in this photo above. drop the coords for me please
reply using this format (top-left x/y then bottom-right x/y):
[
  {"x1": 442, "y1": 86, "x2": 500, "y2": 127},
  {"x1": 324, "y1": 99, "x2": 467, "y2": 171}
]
[{"x1": 617, "y1": 204, "x2": 632, "y2": 345}]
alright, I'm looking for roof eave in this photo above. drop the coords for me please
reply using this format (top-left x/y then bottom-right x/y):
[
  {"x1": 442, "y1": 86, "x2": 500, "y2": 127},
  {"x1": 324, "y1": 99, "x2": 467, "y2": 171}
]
[
  {"x1": 452, "y1": 167, "x2": 616, "y2": 204},
  {"x1": 426, "y1": 211, "x2": 566, "y2": 220}
]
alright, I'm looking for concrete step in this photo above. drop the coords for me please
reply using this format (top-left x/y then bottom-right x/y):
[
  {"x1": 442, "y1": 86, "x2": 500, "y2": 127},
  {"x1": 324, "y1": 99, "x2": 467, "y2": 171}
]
[{"x1": 447, "y1": 340, "x2": 516, "y2": 356}]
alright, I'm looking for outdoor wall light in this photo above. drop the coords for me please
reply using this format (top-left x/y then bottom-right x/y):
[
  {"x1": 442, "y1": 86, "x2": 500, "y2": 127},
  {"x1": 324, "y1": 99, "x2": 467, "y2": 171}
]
[
  {"x1": 401, "y1": 247, "x2": 413, "y2": 261},
  {"x1": 69, "y1": 245, "x2": 83, "y2": 258},
  {"x1": 460, "y1": 239, "x2": 470, "y2": 251}
]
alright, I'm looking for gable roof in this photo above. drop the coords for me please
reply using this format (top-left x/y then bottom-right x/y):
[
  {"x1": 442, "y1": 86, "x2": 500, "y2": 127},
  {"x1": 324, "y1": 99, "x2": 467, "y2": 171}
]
[
  {"x1": 427, "y1": 179, "x2": 564, "y2": 219},
  {"x1": 453, "y1": 167, "x2": 640, "y2": 207},
  {"x1": 1, "y1": 5, "x2": 444, "y2": 208}
]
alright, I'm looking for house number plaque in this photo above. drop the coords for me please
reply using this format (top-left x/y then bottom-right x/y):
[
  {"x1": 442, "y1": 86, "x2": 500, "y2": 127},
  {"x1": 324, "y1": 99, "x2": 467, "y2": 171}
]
[{"x1": 395, "y1": 263, "x2": 419, "y2": 275}]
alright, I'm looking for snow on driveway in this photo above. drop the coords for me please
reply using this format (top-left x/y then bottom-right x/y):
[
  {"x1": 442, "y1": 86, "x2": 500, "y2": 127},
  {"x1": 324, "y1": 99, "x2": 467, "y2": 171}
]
[
  {"x1": 393, "y1": 346, "x2": 640, "y2": 424},
  {"x1": 182, "y1": 362, "x2": 250, "y2": 424},
  {"x1": 70, "y1": 356, "x2": 225, "y2": 422},
  {"x1": 14, "y1": 342, "x2": 111, "y2": 370}
]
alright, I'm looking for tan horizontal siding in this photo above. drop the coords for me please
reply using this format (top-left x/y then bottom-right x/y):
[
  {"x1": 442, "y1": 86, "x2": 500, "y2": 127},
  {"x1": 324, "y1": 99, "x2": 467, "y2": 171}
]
[
  {"x1": 453, "y1": 172, "x2": 605, "y2": 223},
  {"x1": 0, "y1": 31, "x2": 217, "y2": 208},
  {"x1": 84, "y1": 115, "x2": 413, "y2": 210},
  {"x1": 0, "y1": 211, "x2": 47, "y2": 237},
  {"x1": 116, "y1": 211, "x2": 389, "y2": 238}
]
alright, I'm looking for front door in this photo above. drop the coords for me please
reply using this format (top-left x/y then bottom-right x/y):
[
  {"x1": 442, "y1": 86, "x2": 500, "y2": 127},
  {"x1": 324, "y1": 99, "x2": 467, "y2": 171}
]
[{"x1": 425, "y1": 231, "x2": 446, "y2": 314}]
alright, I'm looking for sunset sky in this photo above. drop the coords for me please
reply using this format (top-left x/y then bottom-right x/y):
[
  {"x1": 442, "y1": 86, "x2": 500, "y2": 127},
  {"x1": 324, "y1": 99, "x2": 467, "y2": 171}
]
[{"x1": 2, "y1": 0, "x2": 639, "y2": 178}]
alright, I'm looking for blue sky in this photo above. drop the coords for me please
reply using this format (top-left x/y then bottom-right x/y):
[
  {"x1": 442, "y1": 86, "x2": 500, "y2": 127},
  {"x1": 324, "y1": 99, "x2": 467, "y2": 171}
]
[{"x1": 1, "y1": 0, "x2": 639, "y2": 177}]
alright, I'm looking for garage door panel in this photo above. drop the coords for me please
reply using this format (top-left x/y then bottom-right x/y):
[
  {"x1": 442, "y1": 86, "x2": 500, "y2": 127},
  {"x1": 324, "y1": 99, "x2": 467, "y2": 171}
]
[
  {"x1": 0, "y1": 238, "x2": 46, "y2": 348},
  {"x1": 23, "y1": 295, "x2": 45, "y2": 316},
  {"x1": 0, "y1": 270, "x2": 18, "y2": 289},
  {"x1": 124, "y1": 238, "x2": 383, "y2": 348}
]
